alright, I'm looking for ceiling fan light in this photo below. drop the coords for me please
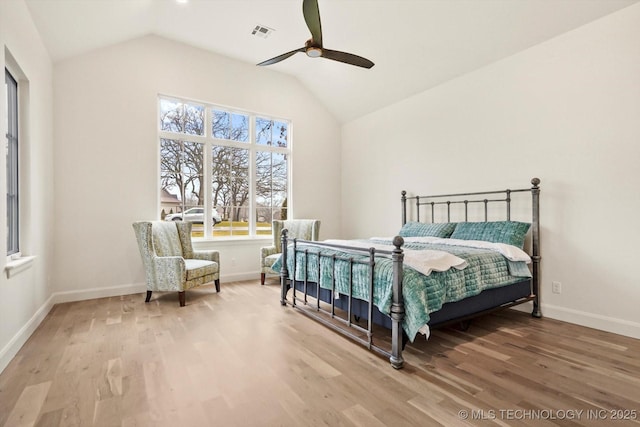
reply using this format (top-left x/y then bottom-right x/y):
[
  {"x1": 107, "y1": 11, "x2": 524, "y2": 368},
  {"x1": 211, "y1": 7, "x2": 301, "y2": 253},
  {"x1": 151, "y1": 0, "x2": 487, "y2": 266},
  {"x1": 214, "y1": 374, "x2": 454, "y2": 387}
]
[{"x1": 306, "y1": 47, "x2": 322, "y2": 58}]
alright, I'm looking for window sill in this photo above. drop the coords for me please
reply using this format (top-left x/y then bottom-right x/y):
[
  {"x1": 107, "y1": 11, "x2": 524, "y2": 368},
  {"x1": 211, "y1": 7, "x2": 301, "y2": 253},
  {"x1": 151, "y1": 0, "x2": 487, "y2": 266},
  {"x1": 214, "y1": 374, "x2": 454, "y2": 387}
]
[
  {"x1": 192, "y1": 236, "x2": 271, "y2": 250},
  {"x1": 191, "y1": 234, "x2": 273, "y2": 242},
  {"x1": 5, "y1": 256, "x2": 36, "y2": 278},
  {"x1": 193, "y1": 236, "x2": 272, "y2": 244}
]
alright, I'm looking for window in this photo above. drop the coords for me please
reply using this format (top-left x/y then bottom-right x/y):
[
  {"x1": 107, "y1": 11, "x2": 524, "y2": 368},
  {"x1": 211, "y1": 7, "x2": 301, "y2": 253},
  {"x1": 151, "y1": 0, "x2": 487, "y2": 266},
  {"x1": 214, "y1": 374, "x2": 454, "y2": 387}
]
[
  {"x1": 159, "y1": 96, "x2": 290, "y2": 239},
  {"x1": 5, "y1": 69, "x2": 19, "y2": 256}
]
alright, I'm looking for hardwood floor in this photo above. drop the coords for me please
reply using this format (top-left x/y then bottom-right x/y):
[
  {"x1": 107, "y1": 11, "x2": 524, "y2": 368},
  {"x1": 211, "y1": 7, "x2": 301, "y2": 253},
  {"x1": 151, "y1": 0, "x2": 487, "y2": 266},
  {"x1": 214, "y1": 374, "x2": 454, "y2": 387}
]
[{"x1": 1, "y1": 280, "x2": 639, "y2": 426}]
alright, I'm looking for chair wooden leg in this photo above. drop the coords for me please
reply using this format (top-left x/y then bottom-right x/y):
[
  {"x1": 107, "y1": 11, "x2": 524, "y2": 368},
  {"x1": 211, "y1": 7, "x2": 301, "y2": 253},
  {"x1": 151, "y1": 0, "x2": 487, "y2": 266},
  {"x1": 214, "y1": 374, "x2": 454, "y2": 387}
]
[
  {"x1": 178, "y1": 291, "x2": 185, "y2": 307},
  {"x1": 145, "y1": 291, "x2": 152, "y2": 302},
  {"x1": 215, "y1": 279, "x2": 220, "y2": 293},
  {"x1": 261, "y1": 273, "x2": 266, "y2": 285}
]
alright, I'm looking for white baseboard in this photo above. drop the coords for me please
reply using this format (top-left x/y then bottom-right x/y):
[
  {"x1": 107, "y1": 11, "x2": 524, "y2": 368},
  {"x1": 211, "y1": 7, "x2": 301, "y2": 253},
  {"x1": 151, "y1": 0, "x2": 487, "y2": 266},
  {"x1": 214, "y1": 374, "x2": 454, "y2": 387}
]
[
  {"x1": 49, "y1": 272, "x2": 261, "y2": 304},
  {"x1": 0, "y1": 294, "x2": 55, "y2": 374},
  {"x1": 512, "y1": 303, "x2": 640, "y2": 339},
  {"x1": 52, "y1": 283, "x2": 147, "y2": 304},
  {"x1": 221, "y1": 271, "x2": 261, "y2": 283}
]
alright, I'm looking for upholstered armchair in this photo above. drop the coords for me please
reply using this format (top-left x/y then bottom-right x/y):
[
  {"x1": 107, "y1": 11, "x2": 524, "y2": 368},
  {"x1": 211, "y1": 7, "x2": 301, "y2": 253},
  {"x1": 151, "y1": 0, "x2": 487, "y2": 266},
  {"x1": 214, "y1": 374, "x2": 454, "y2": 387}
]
[
  {"x1": 133, "y1": 221, "x2": 220, "y2": 306},
  {"x1": 260, "y1": 219, "x2": 320, "y2": 285}
]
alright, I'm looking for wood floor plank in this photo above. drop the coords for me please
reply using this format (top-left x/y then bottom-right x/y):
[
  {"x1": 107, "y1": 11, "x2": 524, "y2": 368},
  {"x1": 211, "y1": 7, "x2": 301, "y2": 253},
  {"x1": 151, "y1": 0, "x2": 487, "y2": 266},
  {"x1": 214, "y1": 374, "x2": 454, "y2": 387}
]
[
  {"x1": 342, "y1": 403, "x2": 388, "y2": 427},
  {"x1": 1, "y1": 280, "x2": 639, "y2": 426},
  {"x1": 4, "y1": 381, "x2": 51, "y2": 427}
]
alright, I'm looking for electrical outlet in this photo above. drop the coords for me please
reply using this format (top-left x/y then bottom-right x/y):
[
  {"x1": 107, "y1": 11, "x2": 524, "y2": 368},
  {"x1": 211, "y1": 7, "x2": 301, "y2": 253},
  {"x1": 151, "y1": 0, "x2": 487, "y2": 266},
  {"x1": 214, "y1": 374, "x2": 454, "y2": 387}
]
[
  {"x1": 552, "y1": 281, "x2": 562, "y2": 294},
  {"x1": 231, "y1": 258, "x2": 237, "y2": 267}
]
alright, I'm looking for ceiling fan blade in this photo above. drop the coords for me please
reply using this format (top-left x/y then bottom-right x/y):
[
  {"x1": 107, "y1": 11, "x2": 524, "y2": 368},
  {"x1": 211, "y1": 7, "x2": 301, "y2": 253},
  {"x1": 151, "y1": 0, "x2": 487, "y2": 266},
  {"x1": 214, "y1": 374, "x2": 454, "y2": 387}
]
[
  {"x1": 257, "y1": 1, "x2": 374, "y2": 70},
  {"x1": 321, "y1": 49, "x2": 375, "y2": 69},
  {"x1": 303, "y1": 0, "x2": 323, "y2": 46},
  {"x1": 257, "y1": 47, "x2": 305, "y2": 66}
]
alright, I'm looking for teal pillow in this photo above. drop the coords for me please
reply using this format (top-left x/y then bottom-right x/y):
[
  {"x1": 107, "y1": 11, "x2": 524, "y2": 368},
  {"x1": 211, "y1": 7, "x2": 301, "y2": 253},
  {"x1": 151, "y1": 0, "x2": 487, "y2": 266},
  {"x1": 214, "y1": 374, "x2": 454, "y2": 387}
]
[
  {"x1": 398, "y1": 222, "x2": 457, "y2": 238},
  {"x1": 450, "y1": 221, "x2": 530, "y2": 248}
]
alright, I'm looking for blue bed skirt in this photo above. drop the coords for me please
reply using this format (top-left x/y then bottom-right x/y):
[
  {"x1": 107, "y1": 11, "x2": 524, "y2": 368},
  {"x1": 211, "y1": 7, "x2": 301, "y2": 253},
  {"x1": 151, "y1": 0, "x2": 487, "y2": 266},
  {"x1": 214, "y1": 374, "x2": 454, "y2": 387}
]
[{"x1": 291, "y1": 279, "x2": 532, "y2": 332}]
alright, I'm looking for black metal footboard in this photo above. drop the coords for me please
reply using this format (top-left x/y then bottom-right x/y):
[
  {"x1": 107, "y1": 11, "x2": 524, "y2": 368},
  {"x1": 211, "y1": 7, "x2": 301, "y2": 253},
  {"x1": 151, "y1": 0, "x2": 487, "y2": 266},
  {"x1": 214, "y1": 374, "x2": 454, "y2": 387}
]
[{"x1": 279, "y1": 232, "x2": 406, "y2": 369}]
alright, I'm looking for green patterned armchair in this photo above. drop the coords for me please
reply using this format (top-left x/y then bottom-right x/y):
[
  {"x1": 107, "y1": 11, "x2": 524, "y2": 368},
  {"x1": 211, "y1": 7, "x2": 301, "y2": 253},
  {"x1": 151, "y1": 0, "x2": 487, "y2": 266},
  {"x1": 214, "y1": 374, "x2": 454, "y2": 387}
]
[
  {"x1": 133, "y1": 221, "x2": 220, "y2": 306},
  {"x1": 260, "y1": 219, "x2": 320, "y2": 285}
]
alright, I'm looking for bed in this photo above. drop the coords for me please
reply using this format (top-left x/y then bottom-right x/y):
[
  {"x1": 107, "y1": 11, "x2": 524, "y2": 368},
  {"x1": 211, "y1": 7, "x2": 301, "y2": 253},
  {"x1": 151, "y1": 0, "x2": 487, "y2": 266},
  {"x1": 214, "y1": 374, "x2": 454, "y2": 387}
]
[{"x1": 274, "y1": 178, "x2": 541, "y2": 369}]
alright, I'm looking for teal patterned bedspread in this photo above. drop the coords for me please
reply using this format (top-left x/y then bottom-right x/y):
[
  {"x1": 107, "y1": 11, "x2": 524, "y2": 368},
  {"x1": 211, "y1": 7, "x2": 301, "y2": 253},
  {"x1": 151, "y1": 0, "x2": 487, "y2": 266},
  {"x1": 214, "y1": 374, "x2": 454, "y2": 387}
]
[{"x1": 271, "y1": 238, "x2": 532, "y2": 341}]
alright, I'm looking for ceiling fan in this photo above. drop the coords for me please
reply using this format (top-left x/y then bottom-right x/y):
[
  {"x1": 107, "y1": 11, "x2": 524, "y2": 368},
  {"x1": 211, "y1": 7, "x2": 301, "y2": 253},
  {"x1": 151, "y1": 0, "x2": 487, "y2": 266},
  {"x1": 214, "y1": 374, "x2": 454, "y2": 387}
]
[{"x1": 257, "y1": 0, "x2": 374, "y2": 69}]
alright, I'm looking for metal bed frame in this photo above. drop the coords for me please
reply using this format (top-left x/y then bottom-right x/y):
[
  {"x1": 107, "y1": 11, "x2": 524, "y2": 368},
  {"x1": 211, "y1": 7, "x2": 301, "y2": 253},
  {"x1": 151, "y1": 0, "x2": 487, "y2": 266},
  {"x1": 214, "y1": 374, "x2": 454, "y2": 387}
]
[{"x1": 279, "y1": 178, "x2": 541, "y2": 369}]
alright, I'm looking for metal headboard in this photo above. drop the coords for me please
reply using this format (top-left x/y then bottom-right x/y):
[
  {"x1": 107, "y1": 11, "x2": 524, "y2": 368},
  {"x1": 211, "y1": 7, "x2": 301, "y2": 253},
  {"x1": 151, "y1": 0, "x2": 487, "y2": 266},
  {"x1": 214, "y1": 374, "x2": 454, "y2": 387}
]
[{"x1": 400, "y1": 177, "x2": 541, "y2": 318}]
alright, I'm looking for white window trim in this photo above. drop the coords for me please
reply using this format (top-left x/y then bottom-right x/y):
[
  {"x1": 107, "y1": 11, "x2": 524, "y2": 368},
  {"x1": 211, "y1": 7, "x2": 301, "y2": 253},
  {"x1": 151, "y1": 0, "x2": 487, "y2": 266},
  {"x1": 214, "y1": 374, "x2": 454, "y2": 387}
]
[
  {"x1": 5, "y1": 255, "x2": 36, "y2": 278},
  {"x1": 5, "y1": 54, "x2": 35, "y2": 274},
  {"x1": 6, "y1": 68, "x2": 19, "y2": 256},
  {"x1": 158, "y1": 95, "x2": 292, "y2": 241}
]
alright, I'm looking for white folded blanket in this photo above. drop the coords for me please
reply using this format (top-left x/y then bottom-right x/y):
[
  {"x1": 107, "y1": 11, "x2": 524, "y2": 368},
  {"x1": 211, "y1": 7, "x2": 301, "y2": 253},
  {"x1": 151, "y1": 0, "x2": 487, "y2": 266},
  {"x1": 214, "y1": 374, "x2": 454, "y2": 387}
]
[
  {"x1": 321, "y1": 239, "x2": 468, "y2": 277},
  {"x1": 400, "y1": 236, "x2": 532, "y2": 263}
]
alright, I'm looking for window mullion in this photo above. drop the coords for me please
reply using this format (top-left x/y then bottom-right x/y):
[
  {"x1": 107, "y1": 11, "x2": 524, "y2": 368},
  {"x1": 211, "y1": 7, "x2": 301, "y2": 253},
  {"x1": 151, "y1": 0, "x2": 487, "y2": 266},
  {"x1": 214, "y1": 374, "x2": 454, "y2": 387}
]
[
  {"x1": 249, "y1": 116, "x2": 256, "y2": 236},
  {"x1": 203, "y1": 108, "x2": 212, "y2": 237},
  {"x1": 159, "y1": 130, "x2": 207, "y2": 144}
]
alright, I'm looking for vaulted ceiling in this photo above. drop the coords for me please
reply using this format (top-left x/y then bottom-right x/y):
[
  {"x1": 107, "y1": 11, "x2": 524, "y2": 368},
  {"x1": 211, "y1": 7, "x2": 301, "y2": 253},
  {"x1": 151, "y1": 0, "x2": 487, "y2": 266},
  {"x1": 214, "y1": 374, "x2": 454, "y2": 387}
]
[{"x1": 25, "y1": 0, "x2": 638, "y2": 122}]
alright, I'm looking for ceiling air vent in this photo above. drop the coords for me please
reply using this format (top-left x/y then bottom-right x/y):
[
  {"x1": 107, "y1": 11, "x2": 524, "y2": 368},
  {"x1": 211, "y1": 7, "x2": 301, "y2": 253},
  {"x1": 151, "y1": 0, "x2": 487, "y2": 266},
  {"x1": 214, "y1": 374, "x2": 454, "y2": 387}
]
[{"x1": 252, "y1": 25, "x2": 275, "y2": 39}]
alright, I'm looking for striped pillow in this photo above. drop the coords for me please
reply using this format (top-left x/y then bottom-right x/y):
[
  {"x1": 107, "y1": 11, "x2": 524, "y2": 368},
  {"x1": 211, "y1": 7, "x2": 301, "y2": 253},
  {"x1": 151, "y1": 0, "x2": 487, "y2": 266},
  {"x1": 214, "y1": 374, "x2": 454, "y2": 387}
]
[
  {"x1": 398, "y1": 222, "x2": 457, "y2": 238},
  {"x1": 450, "y1": 221, "x2": 530, "y2": 248}
]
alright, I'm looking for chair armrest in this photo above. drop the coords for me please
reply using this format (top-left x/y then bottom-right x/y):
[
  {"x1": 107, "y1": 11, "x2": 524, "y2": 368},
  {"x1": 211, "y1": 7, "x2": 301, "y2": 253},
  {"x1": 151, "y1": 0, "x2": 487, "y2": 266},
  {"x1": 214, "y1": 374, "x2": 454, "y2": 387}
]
[
  {"x1": 193, "y1": 250, "x2": 220, "y2": 264},
  {"x1": 261, "y1": 246, "x2": 278, "y2": 259},
  {"x1": 151, "y1": 256, "x2": 186, "y2": 289}
]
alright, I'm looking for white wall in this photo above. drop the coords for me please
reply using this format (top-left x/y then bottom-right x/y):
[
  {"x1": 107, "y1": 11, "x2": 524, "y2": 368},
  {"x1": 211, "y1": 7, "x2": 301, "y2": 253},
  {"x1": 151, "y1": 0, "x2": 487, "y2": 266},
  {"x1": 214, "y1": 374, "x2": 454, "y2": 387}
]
[
  {"x1": 0, "y1": 0, "x2": 55, "y2": 372},
  {"x1": 52, "y1": 35, "x2": 342, "y2": 296},
  {"x1": 342, "y1": 4, "x2": 640, "y2": 338}
]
